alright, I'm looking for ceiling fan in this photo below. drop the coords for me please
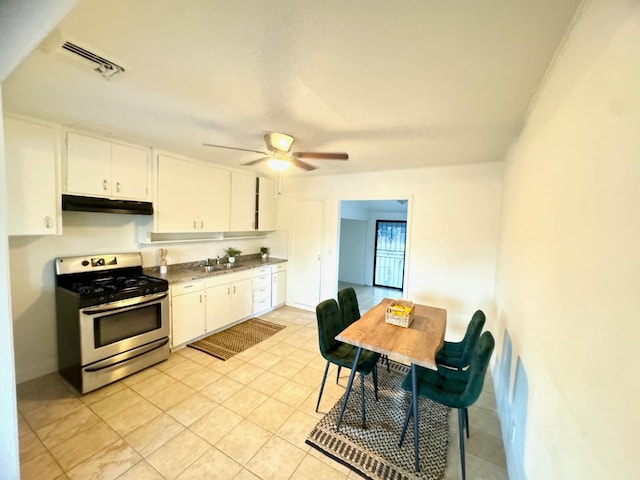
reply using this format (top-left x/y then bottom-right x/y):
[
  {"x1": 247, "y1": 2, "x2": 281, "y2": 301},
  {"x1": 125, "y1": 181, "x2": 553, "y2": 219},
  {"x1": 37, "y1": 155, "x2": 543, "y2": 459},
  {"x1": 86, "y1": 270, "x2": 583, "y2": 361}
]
[{"x1": 203, "y1": 132, "x2": 348, "y2": 171}]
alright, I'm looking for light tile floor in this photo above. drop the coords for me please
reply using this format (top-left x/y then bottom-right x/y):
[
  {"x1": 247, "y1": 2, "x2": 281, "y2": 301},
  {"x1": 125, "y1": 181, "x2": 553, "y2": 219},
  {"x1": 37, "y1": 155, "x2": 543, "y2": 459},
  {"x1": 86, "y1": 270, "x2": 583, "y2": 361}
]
[{"x1": 16, "y1": 303, "x2": 508, "y2": 480}]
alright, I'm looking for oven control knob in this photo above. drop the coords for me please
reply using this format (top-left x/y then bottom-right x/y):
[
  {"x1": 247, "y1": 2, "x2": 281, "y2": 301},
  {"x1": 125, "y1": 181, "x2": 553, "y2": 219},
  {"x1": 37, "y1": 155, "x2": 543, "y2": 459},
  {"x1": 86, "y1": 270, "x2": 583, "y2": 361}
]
[
  {"x1": 99, "y1": 295, "x2": 106, "y2": 303},
  {"x1": 82, "y1": 260, "x2": 89, "y2": 266}
]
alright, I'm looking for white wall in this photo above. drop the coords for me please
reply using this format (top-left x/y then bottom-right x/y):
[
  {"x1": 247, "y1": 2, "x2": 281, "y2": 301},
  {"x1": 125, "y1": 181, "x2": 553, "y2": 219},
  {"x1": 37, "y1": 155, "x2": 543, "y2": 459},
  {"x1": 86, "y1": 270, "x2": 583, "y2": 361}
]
[
  {"x1": 1, "y1": 2, "x2": 80, "y2": 476},
  {"x1": 279, "y1": 161, "x2": 503, "y2": 339},
  {"x1": 0, "y1": 87, "x2": 20, "y2": 480},
  {"x1": 338, "y1": 218, "x2": 367, "y2": 284},
  {"x1": 493, "y1": 0, "x2": 640, "y2": 478}
]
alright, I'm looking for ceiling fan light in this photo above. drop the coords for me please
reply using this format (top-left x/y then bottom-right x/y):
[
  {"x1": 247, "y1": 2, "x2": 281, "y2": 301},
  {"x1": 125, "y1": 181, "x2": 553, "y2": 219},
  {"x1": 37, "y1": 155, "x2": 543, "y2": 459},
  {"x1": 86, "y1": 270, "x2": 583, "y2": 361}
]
[
  {"x1": 267, "y1": 158, "x2": 291, "y2": 171},
  {"x1": 265, "y1": 132, "x2": 294, "y2": 152}
]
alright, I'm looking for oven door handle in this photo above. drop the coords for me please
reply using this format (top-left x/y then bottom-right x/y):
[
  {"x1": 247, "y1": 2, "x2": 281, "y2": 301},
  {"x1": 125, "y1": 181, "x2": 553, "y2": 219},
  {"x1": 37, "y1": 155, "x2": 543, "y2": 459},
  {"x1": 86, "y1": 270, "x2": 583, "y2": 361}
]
[
  {"x1": 81, "y1": 291, "x2": 168, "y2": 314},
  {"x1": 84, "y1": 337, "x2": 169, "y2": 372}
]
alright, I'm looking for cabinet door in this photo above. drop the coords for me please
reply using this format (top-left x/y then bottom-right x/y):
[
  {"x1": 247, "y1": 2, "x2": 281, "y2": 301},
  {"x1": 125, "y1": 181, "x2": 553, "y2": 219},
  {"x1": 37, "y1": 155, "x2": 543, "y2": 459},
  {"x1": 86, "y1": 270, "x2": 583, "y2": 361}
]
[
  {"x1": 111, "y1": 143, "x2": 149, "y2": 200},
  {"x1": 272, "y1": 270, "x2": 287, "y2": 306},
  {"x1": 257, "y1": 177, "x2": 277, "y2": 231},
  {"x1": 171, "y1": 290, "x2": 206, "y2": 347},
  {"x1": 205, "y1": 283, "x2": 233, "y2": 333},
  {"x1": 66, "y1": 132, "x2": 112, "y2": 197},
  {"x1": 231, "y1": 278, "x2": 253, "y2": 321},
  {"x1": 199, "y1": 165, "x2": 231, "y2": 232},
  {"x1": 4, "y1": 116, "x2": 60, "y2": 235},
  {"x1": 230, "y1": 172, "x2": 256, "y2": 231},
  {"x1": 156, "y1": 154, "x2": 199, "y2": 232}
]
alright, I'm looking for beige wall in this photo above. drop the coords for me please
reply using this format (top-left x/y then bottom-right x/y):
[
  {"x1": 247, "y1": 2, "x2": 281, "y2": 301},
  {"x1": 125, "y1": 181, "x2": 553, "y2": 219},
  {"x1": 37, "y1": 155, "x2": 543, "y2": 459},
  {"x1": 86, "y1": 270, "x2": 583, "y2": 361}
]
[
  {"x1": 494, "y1": 0, "x2": 640, "y2": 478},
  {"x1": 278, "y1": 161, "x2": 504, "y2": 336}
]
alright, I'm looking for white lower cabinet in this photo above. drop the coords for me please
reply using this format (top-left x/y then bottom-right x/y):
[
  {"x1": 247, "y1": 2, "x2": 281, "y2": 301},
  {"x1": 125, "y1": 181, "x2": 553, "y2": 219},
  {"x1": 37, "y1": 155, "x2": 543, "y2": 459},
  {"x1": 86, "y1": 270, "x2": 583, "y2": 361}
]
[
  {"x1": 252, "y1": 266, "x2": 272, "y2": 314},
  {"x1": 271, "y1": 263, "x2": 287, "y2": 307},
  {"x1": 171, "y1": 265, "x2": 285, "y2": 348},
  {"x1": 171, "y1": 281, "x2": 206, "y2": 347},
  {"x1": 204, "y1": 270, "x2": 253, "y2": 335}
]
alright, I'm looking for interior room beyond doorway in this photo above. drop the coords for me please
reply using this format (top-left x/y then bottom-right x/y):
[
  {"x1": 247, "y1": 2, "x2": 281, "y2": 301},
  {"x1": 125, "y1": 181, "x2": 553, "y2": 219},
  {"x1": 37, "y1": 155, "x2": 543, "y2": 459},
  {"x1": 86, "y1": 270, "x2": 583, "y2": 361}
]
[{"x1": 338, "y1": 199, "x2": 408, "y2": 300}]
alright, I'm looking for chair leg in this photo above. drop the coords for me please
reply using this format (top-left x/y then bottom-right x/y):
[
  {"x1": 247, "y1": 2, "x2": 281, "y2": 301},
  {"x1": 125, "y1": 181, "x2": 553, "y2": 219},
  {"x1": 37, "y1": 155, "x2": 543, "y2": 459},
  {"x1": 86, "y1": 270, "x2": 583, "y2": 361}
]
[
  {"x1": 398, "y1": 396, "x2": 413, "y2": 447},
  {"x1": 336, "y1": 365, "x2": 342, "y2": 383},
  {"x1": 384, "y1": 354, "x2": 390, "y2": 372},
  {"x1": 373, "y1": 364, "x2": 379, "y2": 401},
  {"x1": 464, "y1": 407, "x2": 470, "y2": 438},
  {"x1": 360, "y1": 372, "x2": 366, "y2": 429},
  {"x1": 458, "y1": 408, "x2": 467, "y2": 480},
  {"x1": 315, "y1": 361, "x2": 331, "y2": 412}
]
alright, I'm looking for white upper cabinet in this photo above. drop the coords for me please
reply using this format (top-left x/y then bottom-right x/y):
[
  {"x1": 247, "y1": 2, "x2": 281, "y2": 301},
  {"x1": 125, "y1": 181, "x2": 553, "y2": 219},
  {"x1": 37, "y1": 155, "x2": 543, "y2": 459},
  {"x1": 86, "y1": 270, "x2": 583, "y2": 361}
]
[
  {"x1": 199, "y1": 164, "x2": 231, "y2": 232},
  {"x1": 110, "y1": 143, "x2": 150, "y2": 200},
  {"x1": 155, "y1": 153, "x2": 231, "y2": 233},
  {"x1": 156, "y1": 154, "x2": 199, "y2": 232},
  {"x1": 4, "y1": 115, "x2": 61, "y2": 235},
  {"x1": 65, "y1": 131, "x2": 149, "y2": 201},
  {"x1": 230, "y1": 171, "x2": 256, "y2": 231},
  {"x1": 257, "y1": 177, "x2": 277, "y2": 231}
]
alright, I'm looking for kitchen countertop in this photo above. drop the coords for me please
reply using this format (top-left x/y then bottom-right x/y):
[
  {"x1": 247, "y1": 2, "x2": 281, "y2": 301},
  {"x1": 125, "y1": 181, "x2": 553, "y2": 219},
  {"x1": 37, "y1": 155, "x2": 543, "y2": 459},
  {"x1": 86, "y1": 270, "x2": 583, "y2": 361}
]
[{"x1": 144, "y1": 256, "x2": 287, "y2": 285}]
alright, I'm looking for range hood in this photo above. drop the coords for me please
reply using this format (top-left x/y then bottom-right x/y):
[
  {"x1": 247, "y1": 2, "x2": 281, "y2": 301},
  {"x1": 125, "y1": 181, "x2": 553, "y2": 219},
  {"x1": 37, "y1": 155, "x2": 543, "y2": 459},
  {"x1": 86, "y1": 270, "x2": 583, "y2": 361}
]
[{"x1": 62, "y1": 195, "x2": 153, "y2": 215}]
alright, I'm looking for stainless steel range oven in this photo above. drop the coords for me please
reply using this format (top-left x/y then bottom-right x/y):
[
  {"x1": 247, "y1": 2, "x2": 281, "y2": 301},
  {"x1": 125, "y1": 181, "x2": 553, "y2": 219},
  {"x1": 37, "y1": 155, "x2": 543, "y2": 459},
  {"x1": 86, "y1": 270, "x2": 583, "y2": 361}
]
[{"x1": 55, "y1": 252, "x2": 169, "y2": 394}]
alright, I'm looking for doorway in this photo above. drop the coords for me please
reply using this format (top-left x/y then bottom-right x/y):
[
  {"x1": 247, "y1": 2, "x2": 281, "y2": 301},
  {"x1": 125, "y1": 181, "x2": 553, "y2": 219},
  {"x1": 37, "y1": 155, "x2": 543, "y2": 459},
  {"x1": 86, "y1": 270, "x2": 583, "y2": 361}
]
[
  {"x1": 373, "y1": 220, "x2": 406, "y2": 289},
  {"x1": 338, "y1": 199, "x2": 408, "y2": 295}
]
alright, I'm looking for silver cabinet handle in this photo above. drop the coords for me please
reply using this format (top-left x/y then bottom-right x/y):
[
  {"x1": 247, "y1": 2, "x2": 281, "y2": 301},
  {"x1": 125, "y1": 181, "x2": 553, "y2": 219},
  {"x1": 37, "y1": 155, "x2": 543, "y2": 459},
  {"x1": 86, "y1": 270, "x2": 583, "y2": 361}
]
[
  {"x1": 227, "y1": 287, "x2": 231, "y2": 295},
  {"x1": 44, "y1": 216, "x2": 52, "y2": 228},
  {"x1": 116, "y1": 181, "x2": 121, "y2": 192},
  {"x1": 103, "y1": 179, "x2": 109, "y2": 190},
  {"x1": 200, "y1": 220, "x2": 204, "y2": 229},
  {"x1": 233, "y1": 285, "x2": 236, "y2": 294},
  {"x1": 193, "y1": 220, "x2": 197, "y2": 229}
]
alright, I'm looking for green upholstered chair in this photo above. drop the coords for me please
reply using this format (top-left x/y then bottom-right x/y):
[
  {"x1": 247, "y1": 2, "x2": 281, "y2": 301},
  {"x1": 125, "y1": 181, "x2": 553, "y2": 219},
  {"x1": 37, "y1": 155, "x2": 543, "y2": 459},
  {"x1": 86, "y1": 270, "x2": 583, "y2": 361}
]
[
  {"x1": 435, "y1": 309, "x2": 486, "y2": 438},
  {"x1": 436, "y1": 309, "x2": 486, "y2": 370},
  {"x1": 315, "y1": 298, "x2": 380, "y2": 427},
  {"x1": 399, "y1": 331, "x2": 495, "y2": 480},
  {"x1": 337, "y1": 287, "x2": 389, "y2": 373}
]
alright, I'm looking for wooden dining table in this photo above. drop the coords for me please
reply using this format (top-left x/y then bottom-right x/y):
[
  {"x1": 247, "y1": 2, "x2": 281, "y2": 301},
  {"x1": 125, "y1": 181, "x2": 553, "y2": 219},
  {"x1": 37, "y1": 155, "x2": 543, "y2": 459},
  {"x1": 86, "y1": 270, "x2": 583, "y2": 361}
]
[{"x1": 335, "y1": 298, "x2": 447, "y2": 473}]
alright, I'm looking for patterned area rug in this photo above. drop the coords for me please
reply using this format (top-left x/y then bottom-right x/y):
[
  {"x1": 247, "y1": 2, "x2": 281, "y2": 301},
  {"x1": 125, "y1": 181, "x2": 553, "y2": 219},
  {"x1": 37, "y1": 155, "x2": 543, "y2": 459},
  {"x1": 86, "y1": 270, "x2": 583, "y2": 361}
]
[
  {"x1": 306, "y1": 361, "x2": 450, "y2": 480},
  {"x1": 188, "y1": 318, "x2": 285, "y2": 360}
]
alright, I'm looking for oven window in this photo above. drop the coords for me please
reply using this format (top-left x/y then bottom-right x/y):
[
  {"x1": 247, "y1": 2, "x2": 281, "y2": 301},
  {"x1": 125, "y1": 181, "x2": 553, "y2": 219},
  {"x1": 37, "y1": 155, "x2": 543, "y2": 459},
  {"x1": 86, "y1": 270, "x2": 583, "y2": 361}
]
[{"x1": 94, "y1": 303, "x2": 162, "y2": 348}]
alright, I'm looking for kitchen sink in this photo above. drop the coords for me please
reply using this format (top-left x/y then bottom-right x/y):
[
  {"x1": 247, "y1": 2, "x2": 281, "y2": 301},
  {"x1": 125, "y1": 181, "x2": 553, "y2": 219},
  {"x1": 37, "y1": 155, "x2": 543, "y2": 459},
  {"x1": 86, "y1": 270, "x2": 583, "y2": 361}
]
[{"x1": 202, "y1": 264, "x2": 232, "y2": 272}]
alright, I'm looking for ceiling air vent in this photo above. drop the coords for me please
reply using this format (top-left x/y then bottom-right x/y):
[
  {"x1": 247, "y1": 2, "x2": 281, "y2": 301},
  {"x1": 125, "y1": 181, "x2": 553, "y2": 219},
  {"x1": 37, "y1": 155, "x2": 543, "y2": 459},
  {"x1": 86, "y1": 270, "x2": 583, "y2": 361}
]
[{"x1": 60, "y1": 41, "x2": 126, "y2": 80}]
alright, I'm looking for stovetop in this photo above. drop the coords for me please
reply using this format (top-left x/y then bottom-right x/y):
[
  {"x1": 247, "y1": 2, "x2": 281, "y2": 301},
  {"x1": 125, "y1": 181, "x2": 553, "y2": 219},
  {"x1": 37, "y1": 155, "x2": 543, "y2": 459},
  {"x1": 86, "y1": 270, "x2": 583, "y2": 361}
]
[{"x1": 55, "y1": 252, "x2": 168, "y2": 307}]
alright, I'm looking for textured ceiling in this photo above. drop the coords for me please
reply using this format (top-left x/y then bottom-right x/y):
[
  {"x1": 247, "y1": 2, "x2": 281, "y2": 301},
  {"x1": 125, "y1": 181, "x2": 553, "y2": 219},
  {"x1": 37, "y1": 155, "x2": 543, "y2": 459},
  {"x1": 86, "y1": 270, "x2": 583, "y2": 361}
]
[{"x1": 3, "y1": 0, "x2": 581, "y2": 176}]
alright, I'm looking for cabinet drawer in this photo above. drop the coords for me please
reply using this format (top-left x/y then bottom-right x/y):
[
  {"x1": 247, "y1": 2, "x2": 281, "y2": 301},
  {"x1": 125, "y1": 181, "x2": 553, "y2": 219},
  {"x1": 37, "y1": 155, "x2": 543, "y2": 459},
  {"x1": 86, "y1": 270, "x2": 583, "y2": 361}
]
[
  {"x1": 253, "y1": 298, "x2": 270, "y2": 314},
  {"x1": 172, "y1": 281, "x2": 204, "y2": 296},
  {"x1": 271, "y1": 263, "x2": 287, "y2": 273},
  {"x1": 253, "y1": 266, "x2": 271, "y2": 276},
  {"x1": 253, "y1": 274, "x2": 270, "y2": 290},
  {"x1": 253, "y1": 287, "x2": 270, "y2": 302}
]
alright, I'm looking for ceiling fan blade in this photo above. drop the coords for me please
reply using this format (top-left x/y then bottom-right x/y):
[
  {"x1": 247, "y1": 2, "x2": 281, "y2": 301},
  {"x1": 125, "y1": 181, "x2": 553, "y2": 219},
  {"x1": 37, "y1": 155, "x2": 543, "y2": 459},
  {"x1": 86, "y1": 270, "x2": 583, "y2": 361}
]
[
  {"x1": 241, "y1": 157, "x2": 271, "y2": 166},
  {"x1": 203, "y1": 143, "x2": 268, "y2": 155},
  {"x1": 291, "y1": 158, "x2": 317, "y2": 171},
  {"x1": 293, "y1": 151, "x2": 349, "y2": 161}
]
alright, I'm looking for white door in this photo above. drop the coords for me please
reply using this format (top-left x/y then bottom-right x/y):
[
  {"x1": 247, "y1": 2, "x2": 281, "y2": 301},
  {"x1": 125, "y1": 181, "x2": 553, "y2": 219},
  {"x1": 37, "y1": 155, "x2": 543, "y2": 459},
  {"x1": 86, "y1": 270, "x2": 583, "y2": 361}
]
[
  {"x1": 290, "y1": 198, "x2": 323, "y2": 309},
  {"x1": 4, "y1": 116, "x2": 59, "y2": 235},
  {"x1": 156, "y1": 154, "x2": 199, "y2": 232},
  {"x1": 66, "y1": 132, "x2": 112, "y2": 197},
  {"x1": 230, "y1": 172, "x2": 256, "y2": 231},
  {"x1": 199, "y1": 165, "x2": 230, "y2": 232},
  {"x1": 111, "y1": 142, "x2": 149, "y2": 200}
]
